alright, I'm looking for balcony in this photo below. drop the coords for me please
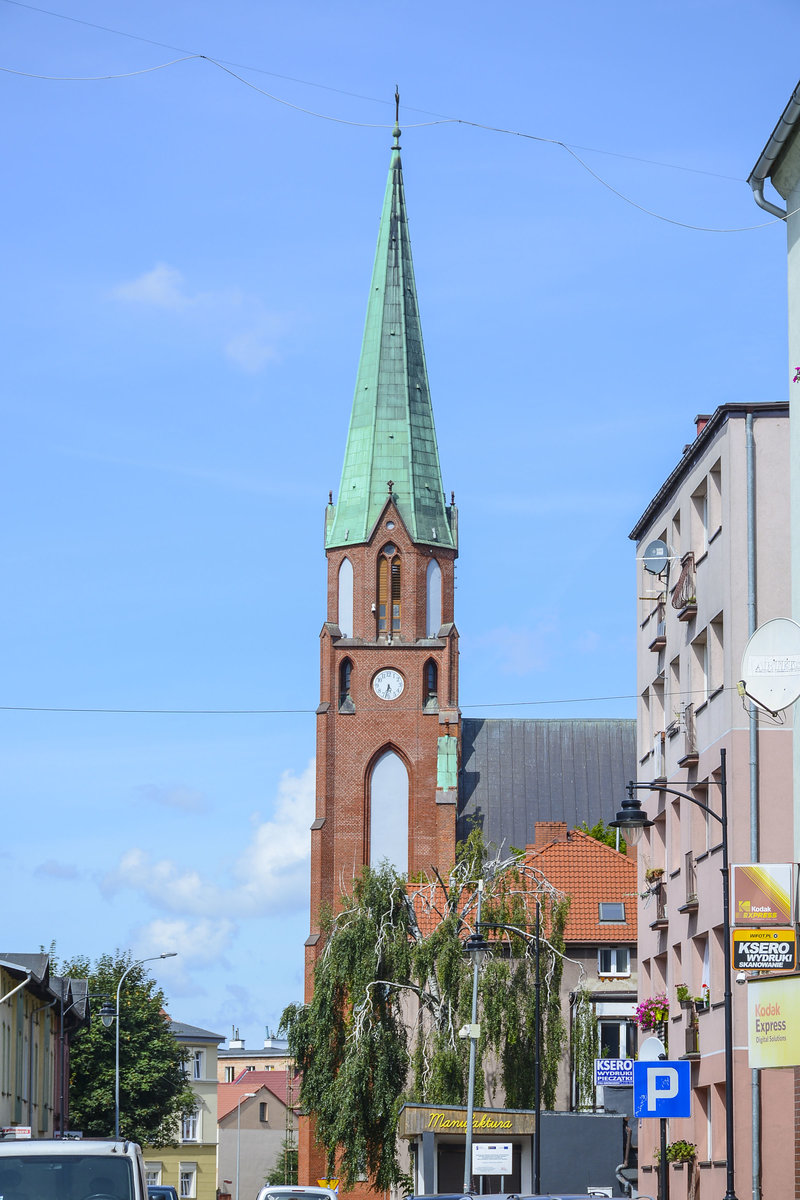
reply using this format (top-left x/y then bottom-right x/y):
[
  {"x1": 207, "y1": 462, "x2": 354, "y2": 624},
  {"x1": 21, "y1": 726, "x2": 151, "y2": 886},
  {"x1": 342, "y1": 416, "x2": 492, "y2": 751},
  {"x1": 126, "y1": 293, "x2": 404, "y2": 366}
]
[
  {"x1": 672, "y1": 552, "x2": 697, "y2": 621},
  {"x1": 678, "y1": 702, "x2": 699, "y2": 767},
  {"x1": 678, "y1": 851, "x2": 699, "y2": 913},
  {"x1": 648, "y1": 603, "x2": 667, "y2": 652},
  {"x1": 649, "y1": 883, "x2": 668, "y2": 930}
]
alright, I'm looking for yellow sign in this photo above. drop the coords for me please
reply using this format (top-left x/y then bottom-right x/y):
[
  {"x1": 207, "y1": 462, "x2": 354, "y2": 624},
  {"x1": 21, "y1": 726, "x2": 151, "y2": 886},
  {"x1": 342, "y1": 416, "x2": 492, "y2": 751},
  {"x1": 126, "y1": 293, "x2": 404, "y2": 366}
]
[
  {"x1": 731, "y1": 864, "x2": 794, "y2": 925},
  {"x1": 317, "y1": 1180, "x2": 339, "y2": 1194},
  {"x1": 427, "y1": 1111, "x2": 513, "y2": 1131},
  {"x1": 747, "y1": 976, "x2": 800, "y2": 1067},
  {"x1": 733, "y1": 928, "x2": 796, "y2": 970}
]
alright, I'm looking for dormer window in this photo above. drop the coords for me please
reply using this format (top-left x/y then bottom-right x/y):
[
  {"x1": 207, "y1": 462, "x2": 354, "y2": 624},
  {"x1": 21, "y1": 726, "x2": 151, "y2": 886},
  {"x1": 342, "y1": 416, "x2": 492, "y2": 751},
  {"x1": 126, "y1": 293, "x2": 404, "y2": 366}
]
[
  {"x1": 377, "y1": 545, "x2": 401, "y2": 633},
  {"x1": 598, "y1": 902, "x2": 626, "y2": 923}
]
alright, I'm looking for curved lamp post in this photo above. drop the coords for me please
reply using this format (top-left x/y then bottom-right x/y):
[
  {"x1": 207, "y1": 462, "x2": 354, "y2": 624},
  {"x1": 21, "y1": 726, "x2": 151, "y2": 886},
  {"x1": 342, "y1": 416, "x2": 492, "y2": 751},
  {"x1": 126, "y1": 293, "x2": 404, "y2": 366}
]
[
  {"x1": 610, "y1": 747, "x2": 737, "y2": 1200},
  {"x1": 114, "y1": 952, "x2": 178, "y2": 1139},
  {"x1": 462, "y1": 880, "x2": 489, "y2": 1193}
]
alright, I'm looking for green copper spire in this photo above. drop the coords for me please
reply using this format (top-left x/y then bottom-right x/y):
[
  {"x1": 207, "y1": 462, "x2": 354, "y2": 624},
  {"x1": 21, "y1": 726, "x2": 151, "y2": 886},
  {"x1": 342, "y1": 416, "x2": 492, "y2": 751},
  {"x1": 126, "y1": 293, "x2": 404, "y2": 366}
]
[{"x1": 326, "y1": 122, "x2": 455, "y2": 551}]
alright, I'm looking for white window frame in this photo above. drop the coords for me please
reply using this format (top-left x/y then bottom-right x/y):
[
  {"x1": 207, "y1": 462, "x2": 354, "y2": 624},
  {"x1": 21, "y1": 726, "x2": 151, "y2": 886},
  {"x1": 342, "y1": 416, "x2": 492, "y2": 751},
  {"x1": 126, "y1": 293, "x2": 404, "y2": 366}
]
[
  {"x1": 597, "y1": 946, "x2": 631, "y2": 977},
  {"x1": 224, "y1": 1065, "x2": 235, "y2": 1083},
  {"x1": 181, "y1": 1111, "x2": 199, "y2": 1142},
  {"x1": 192, "y1": 1050, "x2": 203, "y2": 1080},
  {"x1": 145, "y1": 1163, "x2": 162, "y2": 1186},
  {"x1": 179, "y1": 1162, "x2": 197, "y2": 1199}
]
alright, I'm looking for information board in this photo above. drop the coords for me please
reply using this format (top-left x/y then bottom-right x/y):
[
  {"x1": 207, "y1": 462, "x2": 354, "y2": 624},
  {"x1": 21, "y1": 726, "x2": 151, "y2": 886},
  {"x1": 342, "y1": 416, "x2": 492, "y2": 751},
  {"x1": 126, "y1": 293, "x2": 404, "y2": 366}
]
[{"x1": 594, "y1": 1058, "x2": 634, "y2": 1086}]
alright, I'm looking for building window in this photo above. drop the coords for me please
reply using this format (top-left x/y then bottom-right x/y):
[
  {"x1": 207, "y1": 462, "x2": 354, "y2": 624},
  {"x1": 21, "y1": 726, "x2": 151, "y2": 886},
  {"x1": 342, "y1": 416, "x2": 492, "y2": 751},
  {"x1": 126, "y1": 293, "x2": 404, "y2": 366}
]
[
  {"x1": 708, "y1": 460, "x2": 722, "y2": 538},
  {"x1": 599, "y1": 1019, "x2": 637, "y2": 1059},
  {"x1": 597, "y1": 947, "x2": 630, "y2": 976},
  {"x1": 369, "y1": 748, "x2": 408, "y2": 873},
  {"x1": 598, "y1": 902, "x2": 625, "y2": 923},
  {"x1": 426, "y1": 558, "x2": 442, "y2": 636},
  {"x1": 691, "y1": 630, "x2": 709, "y2": 705},
  {"x1": 709, "y1": 613, "x2": 724, "y2": 694},
  {"x1": 145, "y1": 1164, "x2": 162, "y2": 1186},
  {"x1": 259, "y1": 1101, "x2": 269, "y2": 1123},
  {"x1": 424, "y1": 659, "x2": 438, "y2": 709},
  {"x1": 691, "y1": 478, "x2": 708, "y2": 557},
  {"x1": 181, "y1": 1112, "x2": 198, "y2": 1142},
  {"x1": 377, "y1": 546, "x2": 401, "y2": 633},
  {"x1": 224, "y1": 1066, "x2": 234, "y2": 1083},
  {"x1": 179, "y1": 1163, "x2": 197, "y2": 1199},
  {"x1": 192, "y1": 1051, "x2": 203, "y2": 1080},
  {"x1": 338, "y1": 557, "x2": 353, "y2": 638},
  {"x1": 339, "y1": 658, "x2": 353, "y2": 710}
]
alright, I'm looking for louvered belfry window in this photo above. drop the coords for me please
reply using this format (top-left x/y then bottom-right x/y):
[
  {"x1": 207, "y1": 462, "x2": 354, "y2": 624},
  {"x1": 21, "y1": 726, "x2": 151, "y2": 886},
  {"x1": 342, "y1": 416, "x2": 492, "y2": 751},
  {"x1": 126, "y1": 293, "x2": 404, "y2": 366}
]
[{"x1": 377, "y1": 545, "x2": 400, "y2": 632}]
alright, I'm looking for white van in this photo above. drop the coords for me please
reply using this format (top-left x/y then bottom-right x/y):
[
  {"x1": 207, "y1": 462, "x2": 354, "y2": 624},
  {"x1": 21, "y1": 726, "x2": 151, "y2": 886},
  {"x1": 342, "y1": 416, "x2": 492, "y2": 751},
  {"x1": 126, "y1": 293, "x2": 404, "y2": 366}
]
[
  {"x1": 0, "y1": 1136, "x2": 147, "y2": 1199},
  {"x1": 256, "y1": 1187, "x2": 339, "y2": 1200}
]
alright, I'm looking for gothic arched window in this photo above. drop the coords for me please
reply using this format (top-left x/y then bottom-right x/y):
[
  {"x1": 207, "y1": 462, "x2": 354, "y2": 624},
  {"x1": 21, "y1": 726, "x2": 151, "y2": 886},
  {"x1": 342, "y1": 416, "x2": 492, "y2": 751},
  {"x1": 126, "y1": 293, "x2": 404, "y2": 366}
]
[
  {"x1": 377, "y1": 545, "x2": 401, "y2": 633},
  {"x1": 369, "y1": 748, "x2": 408, "y2": 873},
  {"x1": 338, "y1": 557, "x2": 353, "y2": 638},
  {"x1": 424, "y1": 659, "x2": 438, "y2": 708},
  {"x1": 426, "y1": 558, "x2": 442, "y2": 637},
  {"x1": 339, "y1": 658, "x2": 353, "y2": 710}
]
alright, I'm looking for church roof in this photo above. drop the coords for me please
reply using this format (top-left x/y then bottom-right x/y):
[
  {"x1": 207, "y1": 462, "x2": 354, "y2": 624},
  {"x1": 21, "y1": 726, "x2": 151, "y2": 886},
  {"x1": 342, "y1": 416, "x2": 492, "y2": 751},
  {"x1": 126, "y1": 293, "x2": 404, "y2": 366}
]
[
  {"x1": 326, "y1": 124, "x2": 454, "y2": 551},
  {"x1": 457, "y1": 717, "x2": 637, "y2": 850}
]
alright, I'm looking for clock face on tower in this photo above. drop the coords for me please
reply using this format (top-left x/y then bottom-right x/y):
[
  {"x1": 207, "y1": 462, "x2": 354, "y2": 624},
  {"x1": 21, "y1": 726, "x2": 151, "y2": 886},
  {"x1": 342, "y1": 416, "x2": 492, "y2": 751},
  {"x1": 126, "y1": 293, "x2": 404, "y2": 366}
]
[{"x1": 372, "y1": 668, "x2": 404, "y2": 700}]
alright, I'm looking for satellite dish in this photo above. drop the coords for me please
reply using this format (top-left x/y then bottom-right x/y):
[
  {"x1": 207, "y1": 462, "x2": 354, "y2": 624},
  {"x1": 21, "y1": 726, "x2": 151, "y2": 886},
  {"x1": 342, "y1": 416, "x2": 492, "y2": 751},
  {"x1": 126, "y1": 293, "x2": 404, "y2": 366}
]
[
  {"x1": 740, "y1": 617, "x2": 800, "y2": 715},
  {"x1": 642, "y1": 539, "x2": 670, "y2": 576},
  {"x1": 638, "y1": 1035, "x2": 667, "y2": 1061}
]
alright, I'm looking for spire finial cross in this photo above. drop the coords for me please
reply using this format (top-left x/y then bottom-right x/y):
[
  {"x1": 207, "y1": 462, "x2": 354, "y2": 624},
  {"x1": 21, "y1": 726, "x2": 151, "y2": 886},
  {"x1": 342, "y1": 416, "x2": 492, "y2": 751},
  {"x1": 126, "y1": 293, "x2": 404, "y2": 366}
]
[
  {"x1": 392, "y1": 88, "x2": 401, "y2": 147},
  {"x1": 387, "y1": 479, "x2": 394, "y2": 494}
]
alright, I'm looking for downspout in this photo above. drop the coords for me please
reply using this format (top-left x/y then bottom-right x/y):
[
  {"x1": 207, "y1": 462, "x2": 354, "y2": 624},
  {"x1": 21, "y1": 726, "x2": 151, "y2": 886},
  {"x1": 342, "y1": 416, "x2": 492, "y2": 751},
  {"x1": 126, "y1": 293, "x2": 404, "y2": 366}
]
[
  {"x1": 0, "y1": 973, "x2": 32, "y2": 1006},
  {"x1": 746, "y1": 413, "x2": 761, "y2": 1200}
]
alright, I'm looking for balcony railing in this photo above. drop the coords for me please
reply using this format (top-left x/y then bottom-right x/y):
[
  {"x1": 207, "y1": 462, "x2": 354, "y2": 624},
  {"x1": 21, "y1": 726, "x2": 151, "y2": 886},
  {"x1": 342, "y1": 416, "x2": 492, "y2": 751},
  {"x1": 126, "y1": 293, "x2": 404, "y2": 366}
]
[
  {"x1": 672, "y1": 552, "x2": 696, "y2": 619},
  {"x1": 678, "y1": 702, "x2": 699, "y2": 765}
]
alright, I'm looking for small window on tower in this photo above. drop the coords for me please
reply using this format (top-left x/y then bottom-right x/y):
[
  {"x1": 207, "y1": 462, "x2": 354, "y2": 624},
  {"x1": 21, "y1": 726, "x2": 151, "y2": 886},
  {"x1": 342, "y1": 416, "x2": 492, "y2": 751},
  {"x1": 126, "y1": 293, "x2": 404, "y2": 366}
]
[
  {"x1": 423, "y1": 659, "x2": 438, "y2": 711},
  {"x1": 339, "y1": 659, "x2": 354, "y2": 712}
]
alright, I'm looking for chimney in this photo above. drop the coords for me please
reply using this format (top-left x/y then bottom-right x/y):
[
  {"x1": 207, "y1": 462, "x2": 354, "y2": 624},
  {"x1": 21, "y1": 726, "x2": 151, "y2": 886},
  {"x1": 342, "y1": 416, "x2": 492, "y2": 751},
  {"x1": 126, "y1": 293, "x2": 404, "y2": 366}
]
[
  {"x1": 534, "y1": 821, "x2": 568, "y2": 847},
  {"x1": 694, "y1": 413, "x2": 711, "y2": 437},
  {"x1": 229, "y1": 1026, "x2": 245, "y2": 1051}
]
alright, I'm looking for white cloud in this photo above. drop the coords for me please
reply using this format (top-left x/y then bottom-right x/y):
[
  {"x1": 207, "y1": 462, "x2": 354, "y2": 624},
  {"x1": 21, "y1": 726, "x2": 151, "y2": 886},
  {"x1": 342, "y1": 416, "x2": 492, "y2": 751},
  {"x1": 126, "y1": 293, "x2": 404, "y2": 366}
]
[
  {"x1": 111, "y1": 262, "x2": 288, "y2": 374},
  {"x1": 35, "y1": 859, "x2": 80, "y2": 880},
  {"x1": 136, "y1": 916, "x2": 236, "y2": 969},
  {"x1": 103, "y1": 760, "x2": 315, "y2": 922}
]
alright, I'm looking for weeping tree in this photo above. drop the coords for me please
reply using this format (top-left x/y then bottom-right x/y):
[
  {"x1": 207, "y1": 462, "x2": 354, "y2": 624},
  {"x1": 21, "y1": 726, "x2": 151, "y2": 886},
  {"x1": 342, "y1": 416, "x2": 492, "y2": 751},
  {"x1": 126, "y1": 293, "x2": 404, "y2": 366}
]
[{"x1": 280, "y1": 834, "x2": 574, "y2": 1190}]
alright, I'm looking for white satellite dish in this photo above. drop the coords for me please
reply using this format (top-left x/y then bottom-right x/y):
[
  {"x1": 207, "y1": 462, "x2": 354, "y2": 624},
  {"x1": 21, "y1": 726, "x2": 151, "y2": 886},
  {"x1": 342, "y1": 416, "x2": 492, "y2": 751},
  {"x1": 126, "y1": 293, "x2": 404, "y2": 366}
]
[
  {"x1": 638, "y1": 1035, "x2": 667, "y2": 1061},
  {"x1": 740, "y1": 617, "x2": 800, "y2": 715}
]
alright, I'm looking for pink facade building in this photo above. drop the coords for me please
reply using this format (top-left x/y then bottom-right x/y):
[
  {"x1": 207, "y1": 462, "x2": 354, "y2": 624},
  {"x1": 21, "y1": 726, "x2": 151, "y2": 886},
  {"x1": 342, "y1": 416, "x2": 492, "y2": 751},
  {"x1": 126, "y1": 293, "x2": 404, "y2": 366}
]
[{"x1": 629, "y1": 402, "x2": 794, "y2": 1199}]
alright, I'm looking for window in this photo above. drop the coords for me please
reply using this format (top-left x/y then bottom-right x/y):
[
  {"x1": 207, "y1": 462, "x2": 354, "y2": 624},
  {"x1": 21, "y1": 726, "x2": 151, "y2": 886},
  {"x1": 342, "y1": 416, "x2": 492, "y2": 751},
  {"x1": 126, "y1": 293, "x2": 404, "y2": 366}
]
[
  {"x1": 259, "y1": 1101, "x2": 269, "y2": 1122},
  {"x1": 338, "y1": 557, "x2": 353, "y2": 638},
  {"x1": 369, "y1": 749, "x2": 408, "y2": 873},
  {"x1": 691, "y1": 630, "x2": 709, "y2": 705},
  {"x1": 599, "y1": 1019, "x2": 637, "y2": 1059},
  {"x1": 339, "y1": 658, "x2": 353, "y2": 710},
  {"x1": 597, "y1": 946, "x2": 630, "y2": 976},
  {"x1": 426, "y1": 558, "x2": 442, "y2": 636},
  {"x1": 691, "y1": 478, "x2": 708, "y2": 557},
  {"x1": 424, "y1": 659, "x2": 438, "y2": 709},
  {"x1": 708, "y1": 460, "x2": 722, "y2": 538},
  {"x1": 224, "y1": 1066, "x2": 234, "y2": 1083},
  {"x1": 145, "y1": 1164, "x2": 162, "y2": 1186},
  {"x1": 377, "y1": 546, "x2": 401, "y2": 633},
  {"x1": 192, "y1": 1050, "x2": 203, "y2": 1080},
  {"x1": 709, "y1": 613, "x2": 724, "y2": 695},
  {"x1": 598, "y1": 902, "x2": 625, "y2": 923},
  {"x1": 182, "y1": 1112, "x2": 198, "y2": 1142},
  {"x1": 179, "y1": 1163, "x2": 197, "y2": 1199}
]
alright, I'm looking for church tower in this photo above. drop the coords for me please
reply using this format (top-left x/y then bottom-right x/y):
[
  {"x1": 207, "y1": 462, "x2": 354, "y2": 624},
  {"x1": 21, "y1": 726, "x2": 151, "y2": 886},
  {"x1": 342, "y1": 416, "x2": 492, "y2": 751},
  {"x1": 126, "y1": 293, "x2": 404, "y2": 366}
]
[{"x1": 305, "y1": 120, "x2": 460, "y2": 995}]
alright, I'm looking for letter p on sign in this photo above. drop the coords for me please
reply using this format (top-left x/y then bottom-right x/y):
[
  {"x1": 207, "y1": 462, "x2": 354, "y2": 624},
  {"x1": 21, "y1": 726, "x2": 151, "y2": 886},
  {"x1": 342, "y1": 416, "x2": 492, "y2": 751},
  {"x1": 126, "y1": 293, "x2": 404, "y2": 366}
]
[{"x1": 633, "y1": 1060, "x2": 691, "y2": 1118}]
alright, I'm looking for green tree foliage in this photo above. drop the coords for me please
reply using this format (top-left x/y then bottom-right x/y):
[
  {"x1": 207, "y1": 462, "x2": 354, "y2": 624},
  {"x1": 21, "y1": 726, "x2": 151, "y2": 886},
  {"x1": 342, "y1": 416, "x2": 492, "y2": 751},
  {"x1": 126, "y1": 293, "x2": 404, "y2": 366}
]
[
  {"x1": 571, "y1": 985, "x2": 599, "y2": 1110},
  {"x1": 281, "y1": 846, "x2": 571, "y2": 1190},
  {"x1": 266, "y1": 1139, "x2": 299, "y2": 1185},
  {"x1": 61, "y1": 951, "x2": 196, "y2": 1147},
  {"x1": 577, "y1": 818, "x2": 626, "y2": 854}
]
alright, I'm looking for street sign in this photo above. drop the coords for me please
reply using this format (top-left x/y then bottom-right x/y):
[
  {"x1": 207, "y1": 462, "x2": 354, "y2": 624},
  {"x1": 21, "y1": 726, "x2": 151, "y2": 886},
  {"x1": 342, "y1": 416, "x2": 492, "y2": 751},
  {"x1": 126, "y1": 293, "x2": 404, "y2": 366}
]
[
  {"x1": 733, "y1": 928, "x2": 796, "y2": 970},
  {"x1": 472, "y1": 1143, "x2": 513, "y2": 1174},
  {"x1": 633, "y1": 1060, "x2": 691, "y2": 1118},
  {"x1": 317, "y1": 1181, "x2": 339, "y2": 1194},
  {"x1": 594, "y1": 1057, "x2": 634, "y2": 1086}
]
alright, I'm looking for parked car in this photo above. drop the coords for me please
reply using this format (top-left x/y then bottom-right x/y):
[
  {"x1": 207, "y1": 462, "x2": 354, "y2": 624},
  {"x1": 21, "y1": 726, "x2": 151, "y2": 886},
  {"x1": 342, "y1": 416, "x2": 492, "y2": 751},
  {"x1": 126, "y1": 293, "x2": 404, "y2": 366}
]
[
  {"x1": 148, "y1": 1187, "x2": 180, "y2": 1200},
  {"x1": 256, "y1": 1187, "x2": 338, "y2": 1200},
  {"x1": 0, "y1": 1136, "x2": 147, "y2": 1199}
]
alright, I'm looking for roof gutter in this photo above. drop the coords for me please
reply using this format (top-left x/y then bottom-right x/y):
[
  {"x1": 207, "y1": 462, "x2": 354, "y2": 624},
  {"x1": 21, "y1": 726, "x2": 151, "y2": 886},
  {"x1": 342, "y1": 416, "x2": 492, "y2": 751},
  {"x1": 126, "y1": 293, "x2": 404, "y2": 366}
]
[{"x1": 748, "y1": 80, "x2": 800, "y2": 218}]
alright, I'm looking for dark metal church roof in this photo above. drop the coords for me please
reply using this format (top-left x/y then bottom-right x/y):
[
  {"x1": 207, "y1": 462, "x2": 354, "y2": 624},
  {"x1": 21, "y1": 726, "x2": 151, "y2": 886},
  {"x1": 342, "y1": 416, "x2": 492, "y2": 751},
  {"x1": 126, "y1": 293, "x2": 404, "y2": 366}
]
[{"x1": 457, "y1": 717, "x2": 636, "y2": 850}]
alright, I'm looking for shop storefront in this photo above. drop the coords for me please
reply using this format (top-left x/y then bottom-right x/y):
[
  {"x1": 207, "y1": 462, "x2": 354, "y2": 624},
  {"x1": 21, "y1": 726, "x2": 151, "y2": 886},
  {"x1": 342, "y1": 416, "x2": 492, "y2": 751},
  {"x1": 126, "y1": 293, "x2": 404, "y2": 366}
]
[{"x1": 398, "y1": 1104, "x2": 535, "y2": 1195}]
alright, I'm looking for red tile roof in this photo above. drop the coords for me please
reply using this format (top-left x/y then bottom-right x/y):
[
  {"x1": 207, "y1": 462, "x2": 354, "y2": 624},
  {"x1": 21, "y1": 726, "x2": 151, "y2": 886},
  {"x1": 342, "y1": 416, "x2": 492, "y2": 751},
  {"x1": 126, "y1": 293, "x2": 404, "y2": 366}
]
[
  {"x1": 218, "y1": 1069, "x2": 300, "y2": 1121},
  {"x1": 406, "y1": 829, "x2": 636, "y2": 945}
]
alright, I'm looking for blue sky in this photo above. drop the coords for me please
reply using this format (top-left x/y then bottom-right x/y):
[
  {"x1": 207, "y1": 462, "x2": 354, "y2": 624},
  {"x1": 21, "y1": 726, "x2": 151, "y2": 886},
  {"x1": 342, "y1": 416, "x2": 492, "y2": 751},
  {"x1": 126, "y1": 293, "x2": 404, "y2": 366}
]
[{"x1": 3, "y1": 0, "x2": 797, "y2": 1047}]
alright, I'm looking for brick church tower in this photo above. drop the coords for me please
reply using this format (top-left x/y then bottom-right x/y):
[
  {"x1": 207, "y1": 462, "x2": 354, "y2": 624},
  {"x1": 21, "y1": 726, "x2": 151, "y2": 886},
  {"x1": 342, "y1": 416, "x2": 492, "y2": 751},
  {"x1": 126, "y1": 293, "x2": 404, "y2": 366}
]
[{"x1": 300, "y1": 121, "x2": 459, "y2": 1185}]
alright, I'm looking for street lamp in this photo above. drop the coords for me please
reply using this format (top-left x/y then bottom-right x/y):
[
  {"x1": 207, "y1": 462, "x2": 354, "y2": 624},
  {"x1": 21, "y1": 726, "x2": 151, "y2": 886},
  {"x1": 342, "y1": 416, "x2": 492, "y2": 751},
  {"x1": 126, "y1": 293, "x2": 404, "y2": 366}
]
[
  {"x1": 114, "y1": 952, "x2": 178, "y2": 1139},
  {"x1": 462, "y1": 880, "x2": 489, "y2": 1193},
  {"x1": 610, "y1": 747, "x2": 737, "y2": 1200},
  {"x1": 235, "y1": 1091, "x2": 256, "y2": 1200}
]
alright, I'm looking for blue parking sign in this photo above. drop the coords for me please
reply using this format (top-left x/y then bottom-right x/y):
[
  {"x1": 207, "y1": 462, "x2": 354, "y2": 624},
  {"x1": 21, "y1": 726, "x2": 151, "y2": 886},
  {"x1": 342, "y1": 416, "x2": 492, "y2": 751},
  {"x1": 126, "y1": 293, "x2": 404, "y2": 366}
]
[{"x1": 633, "y1": 1060, "x2": 692, "y2": 1118}]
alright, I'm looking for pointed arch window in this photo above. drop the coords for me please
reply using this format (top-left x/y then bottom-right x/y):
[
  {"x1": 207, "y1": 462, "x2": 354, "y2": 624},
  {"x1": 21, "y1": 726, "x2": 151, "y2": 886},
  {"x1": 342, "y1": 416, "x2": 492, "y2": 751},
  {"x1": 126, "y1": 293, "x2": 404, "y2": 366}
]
[
  {"x1": 377, "y1": 545, "x2": 401, "y2": 633},
  {"x1": 369, "y1": 748, "x2": 408, "y2": 873},
  {"x1": 338, "y1": 557, "x2": 353, "y2": 638},
  {"x1": 426, "y1": 559, "x2": 442, "y2": 637},
  {"x1": 424, "y1": 659, "x2": 438, "y2": 710},
  {"x1": 339, "y1": 658, "x2": 353, "y2": 711}
]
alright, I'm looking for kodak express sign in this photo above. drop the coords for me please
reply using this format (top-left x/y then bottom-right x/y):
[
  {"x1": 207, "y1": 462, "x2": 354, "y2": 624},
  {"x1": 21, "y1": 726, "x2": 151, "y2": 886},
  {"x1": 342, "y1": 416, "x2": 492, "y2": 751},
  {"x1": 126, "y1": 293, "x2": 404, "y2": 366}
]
[
  {"x1": 731, "y1": 863, "x2": 794, "y2": 925},
  {"x1": 748, "y1": 976, "x2": 800, "y2": 1067}
]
